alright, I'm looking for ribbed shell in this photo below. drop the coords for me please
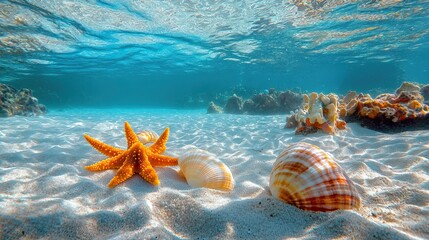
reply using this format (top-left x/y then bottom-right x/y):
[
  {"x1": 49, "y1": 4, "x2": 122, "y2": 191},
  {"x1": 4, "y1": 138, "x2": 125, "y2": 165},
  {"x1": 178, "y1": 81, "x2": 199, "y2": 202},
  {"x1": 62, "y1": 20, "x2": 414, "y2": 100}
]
[
  {"x1": 137, "y1": 130, "x2": 159, "y2": 145},
  {"x1": 179, "y1": 148, "x2": 234, "y2": 191},
  {"x1": 269, "y1": 142, "x2": 361, "y2": 212}
]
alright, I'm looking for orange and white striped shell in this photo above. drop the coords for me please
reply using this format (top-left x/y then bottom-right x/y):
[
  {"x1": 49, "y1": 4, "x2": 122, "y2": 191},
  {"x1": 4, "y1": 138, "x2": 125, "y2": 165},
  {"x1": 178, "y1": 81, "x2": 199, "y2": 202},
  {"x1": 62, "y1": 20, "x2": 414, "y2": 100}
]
[
  {"x1": 178, "y1": 148, "x2": 234, "y2": 192},
  {"x1": 137, "y1": 130, "x2": 159, "y2": 145},
  {"x1": 269, "y1": 142, "x2": 361, "y2": 212}
]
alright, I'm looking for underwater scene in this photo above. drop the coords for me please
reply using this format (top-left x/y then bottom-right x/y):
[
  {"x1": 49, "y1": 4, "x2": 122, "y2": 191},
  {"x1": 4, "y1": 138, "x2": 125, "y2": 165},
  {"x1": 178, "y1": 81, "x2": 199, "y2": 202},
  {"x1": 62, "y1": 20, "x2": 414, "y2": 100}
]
[{"x1": 1, "y1": 0, "x2": 429, "y2": 239}]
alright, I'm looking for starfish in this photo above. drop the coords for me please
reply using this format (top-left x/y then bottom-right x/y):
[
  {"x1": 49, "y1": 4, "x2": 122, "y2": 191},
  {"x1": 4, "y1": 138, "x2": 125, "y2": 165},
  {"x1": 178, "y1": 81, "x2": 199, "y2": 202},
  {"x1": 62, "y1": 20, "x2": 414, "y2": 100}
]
[{"x1": 84, "y1": 121, "x2": 178, "y2": 188}]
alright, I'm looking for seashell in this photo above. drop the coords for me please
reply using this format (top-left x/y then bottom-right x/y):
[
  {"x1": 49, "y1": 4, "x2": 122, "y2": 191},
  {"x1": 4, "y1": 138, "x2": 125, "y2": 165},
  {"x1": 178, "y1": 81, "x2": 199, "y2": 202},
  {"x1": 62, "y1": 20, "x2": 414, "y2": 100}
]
[
  {"x1": 137, "y1": 130, "x2": 159, "y2": 145},
  {"x1": 270, "y1": 142, "x2": 361, "y2": 212},
  {"x1": 178, "y1": 148, "x2": 234, "y2": 191}
]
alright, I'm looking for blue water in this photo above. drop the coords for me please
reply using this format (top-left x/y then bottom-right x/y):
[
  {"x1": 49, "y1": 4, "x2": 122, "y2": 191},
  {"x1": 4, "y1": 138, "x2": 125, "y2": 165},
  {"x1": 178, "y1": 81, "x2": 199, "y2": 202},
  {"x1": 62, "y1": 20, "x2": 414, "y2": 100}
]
[{"x1": 1, "y1": 0, "x2": 428, "y2": 108}]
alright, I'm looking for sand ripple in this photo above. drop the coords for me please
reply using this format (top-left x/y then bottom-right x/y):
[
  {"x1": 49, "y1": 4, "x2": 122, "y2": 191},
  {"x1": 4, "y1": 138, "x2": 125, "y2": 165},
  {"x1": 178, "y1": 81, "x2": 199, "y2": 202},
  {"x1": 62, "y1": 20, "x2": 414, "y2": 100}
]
[{"x1": 0, "y1": 109, "x2": 428, "y2": 239}]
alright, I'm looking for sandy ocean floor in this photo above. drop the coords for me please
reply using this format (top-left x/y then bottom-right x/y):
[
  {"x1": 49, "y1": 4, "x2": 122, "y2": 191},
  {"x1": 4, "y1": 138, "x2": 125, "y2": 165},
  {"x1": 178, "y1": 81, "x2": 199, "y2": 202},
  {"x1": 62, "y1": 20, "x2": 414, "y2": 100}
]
[{"x1": 0, "y1": 109, "x2": 428, "y2": 239}]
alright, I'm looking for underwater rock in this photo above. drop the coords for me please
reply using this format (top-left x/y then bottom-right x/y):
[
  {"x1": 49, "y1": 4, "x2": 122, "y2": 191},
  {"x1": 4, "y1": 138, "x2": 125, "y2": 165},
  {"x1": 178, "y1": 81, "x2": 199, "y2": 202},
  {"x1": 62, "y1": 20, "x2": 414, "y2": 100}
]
[
  {"x1": 278, "y1": 90, "x2": 303, "y2": 112},
  {"x1": 246, "y1": 93, "x2": 279, "y2": 114},
  {"x1": 348, "y1": 113, "x2": 429, "y2": 133},
  {"x1": 244, "y1": 89, "x2": 302, "y2": 114},
  {"x1": 207, "y1": 101, "x2": 223, "y2": 114},
  {"x1": 242, "y1": 99, "x2": 255, "y2": 113},
  {"x1": 0, "y1": 83, "x2": 47, "y2": 117},
  {"x1": 395, "y1": 81, "x2": 421, "y2": 95},
  {"x1": 209, "y1": 89, "x2": 302, "y2": 115},
  {"x1": 224, "y1": 94, "x2": 243, "y2": 114},
  {"x1": 420, "y1": 84, "x2": 429, "y2": 105},
  {"x1": 0, "y1": 83, "x2": 17, "y2": 95},
  {"x1": 0, "y1": 107, "x2": 11, "y2": 117}
]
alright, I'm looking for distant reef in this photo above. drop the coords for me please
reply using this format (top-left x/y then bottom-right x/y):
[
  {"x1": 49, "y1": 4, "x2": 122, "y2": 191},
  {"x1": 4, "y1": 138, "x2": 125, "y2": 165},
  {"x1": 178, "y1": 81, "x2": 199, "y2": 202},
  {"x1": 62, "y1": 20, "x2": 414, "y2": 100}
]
[
  {"x1": 208, "y1": 82, "x2": 429, "y2": 133},
  {"x1": 285, "y1": 81, "x2": 429, "y2": 134},
  {"x1": 0, "y1": 83, "x2": 47, "y2": 117},
  {"x1": 207, "y1": 88, "x2": 303, "y2": 115}
]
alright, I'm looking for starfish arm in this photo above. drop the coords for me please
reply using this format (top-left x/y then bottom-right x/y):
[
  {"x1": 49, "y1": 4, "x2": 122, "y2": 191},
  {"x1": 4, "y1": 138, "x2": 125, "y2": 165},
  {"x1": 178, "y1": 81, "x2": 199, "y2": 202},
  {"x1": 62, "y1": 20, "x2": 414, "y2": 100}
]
[
  {"x1": 138, "y1": 145, "x2": 160, "y2": 185},
  {"x1": 147, "y1": 151, "x2": 178, "y2": 167},
  {"x1": 124, "y1": 121, "x2": 140, "y2": 149},
  {"x1": 84, "y1": 134, "x2": 124, "y2": 157},
  {"x1": 85, "y1": 153, "x2": 127, "y2": 171},
  {"x1": 108, "y1": 154, "x2": 137, "y2": 188},
  {"x1": 148, "y1": 127, "x2": 169, "y2": 154}
]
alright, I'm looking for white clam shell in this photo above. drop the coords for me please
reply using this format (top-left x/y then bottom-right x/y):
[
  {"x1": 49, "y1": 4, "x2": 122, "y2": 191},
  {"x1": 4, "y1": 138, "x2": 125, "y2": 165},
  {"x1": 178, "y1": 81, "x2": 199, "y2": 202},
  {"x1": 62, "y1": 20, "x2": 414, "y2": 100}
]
[
  {"x1": 137, "y1": 130, "x2": 159, "y2": 145},
  {"x1": 178, "y1": 148, "x2": 234, "y2": 191}
]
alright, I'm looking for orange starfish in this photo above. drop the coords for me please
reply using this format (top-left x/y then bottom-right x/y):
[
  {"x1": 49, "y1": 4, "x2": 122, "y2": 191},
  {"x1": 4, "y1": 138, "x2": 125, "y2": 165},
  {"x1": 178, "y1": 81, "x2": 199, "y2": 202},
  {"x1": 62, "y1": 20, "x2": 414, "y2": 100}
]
[{"x1": 84, "y1": 121, "x2": 178, "y2": 188}]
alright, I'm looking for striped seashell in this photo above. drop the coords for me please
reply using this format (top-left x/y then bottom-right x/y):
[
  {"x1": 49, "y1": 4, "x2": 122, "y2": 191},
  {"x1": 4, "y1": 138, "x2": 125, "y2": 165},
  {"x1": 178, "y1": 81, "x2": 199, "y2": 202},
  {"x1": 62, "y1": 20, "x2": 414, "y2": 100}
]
[
  {"x1": 269, "y1": 142, "x2": 361, "y2": 212},
  {"x1": 137, "y1": 130, "x2": 159, "y2": 145},
  {"x1": 178, "y1": 148, "x2": 234, "y2": 191}
]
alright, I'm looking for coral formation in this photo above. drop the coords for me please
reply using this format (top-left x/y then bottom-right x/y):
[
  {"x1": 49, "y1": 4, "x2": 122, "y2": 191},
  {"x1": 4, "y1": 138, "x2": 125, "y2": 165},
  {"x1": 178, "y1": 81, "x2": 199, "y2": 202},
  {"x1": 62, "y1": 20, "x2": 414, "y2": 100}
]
[
  {"x1": 209, "y1": 88, "x2": 303, "y2": 115},
  {"x1": 286, "y1": 82, "x2": 429, "y2": 134},
  {"x1": 338, "y1": 82, "x2": 429, "y2": 132},
  {"x1": 244, "y1": 89, "x2": 303, "y2": 114},
  {"x1": 0, "y1": 83, "x2": 47, "y2": 117},
  {"x1": 339, "y1": 88, "x2": 428, "y2": 123},
  {"x1": 248, "y1": 93, "x2": 278, "y2": 114},
  {"x1": 286, "y1": 92, "x2": 345, "y2": 135}
]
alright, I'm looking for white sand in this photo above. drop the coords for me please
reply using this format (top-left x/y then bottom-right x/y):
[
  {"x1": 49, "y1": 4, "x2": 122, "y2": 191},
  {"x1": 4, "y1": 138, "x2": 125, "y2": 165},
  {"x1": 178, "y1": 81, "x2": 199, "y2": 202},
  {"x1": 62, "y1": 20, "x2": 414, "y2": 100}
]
[{"x1": 0, "y1": 109, "x2": 428, "y2": 239}]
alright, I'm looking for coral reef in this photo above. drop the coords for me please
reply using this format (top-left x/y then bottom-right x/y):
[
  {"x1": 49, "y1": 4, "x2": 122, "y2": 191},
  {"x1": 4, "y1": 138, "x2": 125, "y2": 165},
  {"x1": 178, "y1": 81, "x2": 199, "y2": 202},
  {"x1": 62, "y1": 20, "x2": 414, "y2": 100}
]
[
  {"x1": 286, "y1": 82, "x2": 429, "y2": 134},
  {"x1": 0, "y1": 83, "x2": 47, "y2": 117},
  {"x1": 339, "y1": 84, "x2": 426, "y2": 120},
  {"x1": 338, "y1": 84, "x2": 429, "y2": 133},
  {"x1": 209, "y1": 88, "x2": 303, "y2": 115},
  {"x1": 286, "y1": 92, "x2": 346, "y2": 135},
  {"x1": 246, "y1": 92, "x2": 278, "y2": 114},
  {"x1": 244, "y1": 89, "x2": 303, "y2": 114},
  {"x1": 278, "y1": 90, "x2": 303, "y2": 112}
]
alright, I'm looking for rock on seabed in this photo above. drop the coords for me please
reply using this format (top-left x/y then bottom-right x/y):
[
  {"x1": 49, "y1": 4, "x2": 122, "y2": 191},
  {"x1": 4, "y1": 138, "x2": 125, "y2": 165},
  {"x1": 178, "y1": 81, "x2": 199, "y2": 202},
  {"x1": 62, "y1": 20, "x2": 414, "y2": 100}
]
[{"x1": 0, "y1": 83, "x2": 47, "y2": 117}]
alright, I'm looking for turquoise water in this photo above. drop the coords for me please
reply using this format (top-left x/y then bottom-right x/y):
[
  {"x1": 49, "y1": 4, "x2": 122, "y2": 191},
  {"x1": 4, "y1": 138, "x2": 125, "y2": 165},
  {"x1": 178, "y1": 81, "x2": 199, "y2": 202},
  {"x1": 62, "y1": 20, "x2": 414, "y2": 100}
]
[
  {"x1": 2, "y1": 3, "x2": 429, "y2": 238},
  {"x1": 1, "y1": 0, "x2": 428, "y2": 108}
]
